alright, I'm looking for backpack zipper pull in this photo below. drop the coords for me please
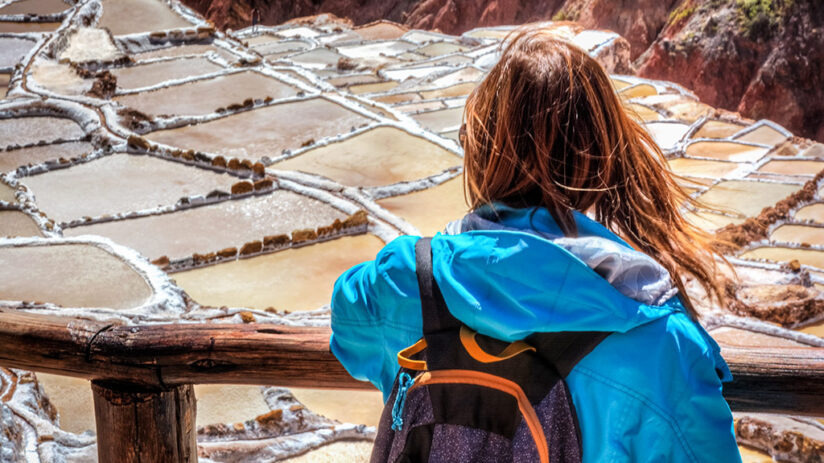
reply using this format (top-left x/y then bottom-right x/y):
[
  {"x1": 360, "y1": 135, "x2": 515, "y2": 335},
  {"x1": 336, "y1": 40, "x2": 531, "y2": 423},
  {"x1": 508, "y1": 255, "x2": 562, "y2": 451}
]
[{"x1": 391, "y1": 372, "x2": 414, "y2": 431}]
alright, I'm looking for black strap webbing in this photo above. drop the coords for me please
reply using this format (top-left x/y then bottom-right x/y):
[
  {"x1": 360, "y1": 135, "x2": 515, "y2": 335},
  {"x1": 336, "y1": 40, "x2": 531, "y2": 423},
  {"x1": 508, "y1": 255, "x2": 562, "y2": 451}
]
[{"x1": 415, "y1": 237, "x2": 461, "y2": 336}]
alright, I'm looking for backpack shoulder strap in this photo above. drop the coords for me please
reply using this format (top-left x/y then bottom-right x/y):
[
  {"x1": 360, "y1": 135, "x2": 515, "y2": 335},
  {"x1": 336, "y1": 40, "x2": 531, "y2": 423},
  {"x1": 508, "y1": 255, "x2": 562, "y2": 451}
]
[
  {"x1": 527, "y1": 330, "x2": 611, "y2": 378},
  {"x1": 414, "y1": 237, "x2": 461, "y2": 336}
]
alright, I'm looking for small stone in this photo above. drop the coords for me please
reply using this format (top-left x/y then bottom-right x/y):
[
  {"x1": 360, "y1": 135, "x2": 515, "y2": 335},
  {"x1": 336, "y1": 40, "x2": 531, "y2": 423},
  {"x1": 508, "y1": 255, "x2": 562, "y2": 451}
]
[{"x1": 239, "y1": 311, "x2": 255, "y2": 323}]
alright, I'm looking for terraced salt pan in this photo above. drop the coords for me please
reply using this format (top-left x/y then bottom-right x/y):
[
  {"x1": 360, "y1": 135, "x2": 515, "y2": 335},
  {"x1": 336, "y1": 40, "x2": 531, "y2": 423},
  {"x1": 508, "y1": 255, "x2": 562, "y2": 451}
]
[
  {"x1": 644, "y1": 122, "x2": 689, "y2": 151},
  {"x1": 740, "y1": 246, "x2": 824, "y2": 270},
  {"x1": 172, "y1": 234, "x2": 384, "y2": 312},
  {"x1": 30, "y1": 62, "x2": 91, "y2": 95},
  {"x1": 411, "y1": 107, "x2": 463, "y2": 133},
  {"x1": 0, "y1": 21, "x2": 60, "y2": 32},
  {"x1": 739, "y1": 445, "x2": 779, "y2": 462},
  {"x1": 146, "y1": 97, "x2": 372, "y2": 160},
  {"x1": 667, "y1": 158, "x2": 739, "y2": 178},
  {"x1": 0, "y1": 36, "x2": 35, "y2": 68},
  {"x1": 427, "y1": 66, "x2": 485, "y2": 87},
  {"x1": 348, "y1": 81, "x2": 398, "y2": 95},
  {"x1": 287, "y1": 48, "x2": 344, "y2": 69},
  {"x1": 252, "y1": 39, "x2": 310, "y2": 57},
  {"x1": 275, "y1": 26, "x2": 320, "y2": 39},
  {"x1": 0, "y1": 209, "x2": 42, "y2": 237},
  {"x1": 697, "y1": 180, "x2": 800, "y2": 218},
  {"x1": 115, "y1": 71, "x2": 299, "y2": 117},
  {"x1": 134, "y1": 43, "x2": 228, "y2": 60},
  {"x1": 289, "y1": 388, "x2": 383, "y2": 427},
  {"x1": 0, "y1": 182, "x2": 15, "y2": 202},
  {"x1": 281, "y1": 442, "x2": 373, "y2": 463},
  {"x1": 419, "y1": 82, "x2": 475, "y2": 100},
  {"x1": 0, "y1": 242, "x2": 152, "y2": 309},
  {"x1": 416, "y1": 41, "x2": 470, "y2": 57},
  {"x1": 0, "y1": 141, "x2": 92, "y2": 172},
  {"x1": 98, "y1": 0, "x2": 191, "y2": 35},
  {"x1": 21, "y1": 153, "x2": 237, "y2": 222},
  {"x1": 378, "y1": 176, "x2": 467, "y2": 235},
  {"x1": 625, "y1": 103, "x2": 662, "y2": 122},
  {"x1": 795, "y1": 203, "x2": 824, "y2": 223},
  {"x1": 770, "y1": 225, "x2": 824, "y2": 246},
  {"x1": 66, "y1": 190, "x2": 347, "y2": 260},
  {"x1": 757, "y1": 160, "x2": 824, "y2": 176},
  {"x1": 657, "y1": 98, "x2": 713, "y2": 122},
  {"x1": 684, "y1": 210, "x2": 744, "y2": 231},
  {"x1": 0, "y1": 73, "x2": 8, "y2": 95},
  {"x1": 326, "y1": 74, "x2": 381, "y2": 88},
  {"x1": 0, "y1": 116, "x2": 84, "y2": 148},
  {"x1": 337, "y1": 41, "x2": 416, "y2": 60},
  {"x1": 0, "y1": 0, "x2": 70, "y2": 15},
  {"x1": 112, "y1": 56, "x2": 223, "y2": 90},
  {"x1": 800, "y1": 321, "x2": 824, "y2": 337},
  {"x1": 710, "y1": 327, "x2": 806, "y2": 348},
  {"x1": 694, "y1": 120, "x2": 747, "y2": 139},
  {"x1": 273, "y1": 127, "x2": 459, "y2": 187},
  {"x1": 735, "y1": 125, "x2": 789, "y2": 146},
  {"x1": 619, "y1": 83, "x2": 657, "y2": 99},
  {"x1": 354, "y1": 22, "x2": 407, "y2": 40},
  {"x1": 34, "y1": 376, "x2": 273, "y2": 434},
  {"x1": 686, "y1": 141, "x2": 771, "y2": 163},
  {"x1": 35, "y1": 374, "x2": 95, "y2": 433}
]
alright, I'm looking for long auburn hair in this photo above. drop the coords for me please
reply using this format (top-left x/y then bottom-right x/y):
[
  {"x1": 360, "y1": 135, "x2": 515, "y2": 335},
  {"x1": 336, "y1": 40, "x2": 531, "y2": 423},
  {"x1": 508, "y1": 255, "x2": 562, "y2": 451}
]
[{"x1": 462, "y1": 26, "x2": 726, "y2": 316}]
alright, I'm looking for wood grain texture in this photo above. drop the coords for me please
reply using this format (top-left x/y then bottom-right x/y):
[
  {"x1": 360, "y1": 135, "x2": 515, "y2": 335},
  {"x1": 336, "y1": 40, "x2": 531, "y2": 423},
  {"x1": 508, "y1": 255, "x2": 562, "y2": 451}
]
[
  {"x1": 92, "y1": 382, "x2": 197, "y2": 463},
  {"x1": 0, "y1": 308, "x2": 822, "y2": 414}
]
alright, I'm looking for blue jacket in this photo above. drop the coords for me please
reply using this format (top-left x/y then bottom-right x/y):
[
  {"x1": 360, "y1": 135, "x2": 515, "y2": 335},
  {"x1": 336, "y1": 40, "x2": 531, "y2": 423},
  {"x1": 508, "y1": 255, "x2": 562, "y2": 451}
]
[{"x1": 331, "y1": 206, "x2": 740, "y2": 462}]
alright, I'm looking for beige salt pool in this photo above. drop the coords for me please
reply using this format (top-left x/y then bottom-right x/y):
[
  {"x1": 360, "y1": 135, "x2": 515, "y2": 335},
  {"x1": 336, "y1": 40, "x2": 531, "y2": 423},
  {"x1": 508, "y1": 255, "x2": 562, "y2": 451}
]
[
  {"x1": 66, "y1": 190, "x2": 347, "y2": 260},
  {"x1": 0, "y1": 242, "x2": 152, "y2": 309},
  {"x1": 420, "y1": 82, "x2": 476, "y2": 100},
  {"x1": 684, "y1": 210, "x2": 744, "y2": 231},
  {"x1": 354, "y1": 22, "x2": 407, "y2": 40},
  {"x1": 694, "y1": 120, "x2": 747, "y2": 139},
  {"x1": 624, "y1": 103, "x2": 662, "y2": 122},
  {"x1": 658, "y1": 99, "x2": 713, "y2": 122},
  {"x1": 794, "y1": 203, "x2": 824, "y2": 223},
  {"x1": 757, "y1": 159, "x2": 824, "y2": 176},
  {"x1": 739, "y1": 246, "x2": 824, "y2": 270},
  {"x1": 378, "y1": 176, "x2": 467, "y2": 235},
  {"x1": 0, "y1": 209, "x2": 42, "y2": 237},
  {"x1": 416, "y1": 41, "x2": 470, "y2": 57},
  {"x1": 146, "y1": 97, "x2": 372, "y2": 160},
  {"x1": 411, "y1": 107, "x2": 463, "y2": 133},
  {"x1": 0, "y1": 73, "x2": 9, "y2": 95},
  {"x1": 289, "y1": 388, "x2": 383, "y2": 427},
  {"x1": 0, "y1": 116, "x2": 84, "y2": 148},
  {"x1": 0, "y1": 0, "x2": 70, "y2": 15},
  {"x1": 619, "y1": 83, "x2": 657, "y2": 99},
  {"x1": 0, "y1": 141, "x2": 92, "y2": 172},
  {"x1": 98, "y1": 0, "x2": 191, "y2": 35},
  {"x1": 667, "y1": 158, "x2": 739, "y2": 178},
  {"x1": 112, "y1": 56, "x2": 223, "y2": 90},
  {"x1": 0, "y1": 183, "x2": 15, "y2": 203},
  {"x1": 711, "y1": 327, "x2": 805, "y2": 348},
  {"x1": 273, "y1": 127, "x2": 459, "y2": 187},
  {"x1": 287, "y1": 48, "x2": 345, "y2": 69},
  {"x1": 34, "y1": 375, "x2": 272, "y2": 433},
  {"x1": 735, "y1": 125, "x2": 789, "y2": 146},
  {"x1": 115, "y1": 71, "x2": 299, "y2": 117},
  {"x1": 172, "y1": 234, "x2": 384, "y2": 312},
  {"x1": 20, "y1": 153, "x2": 237, "y2": 222},
  {"x1": 697, "y1": 180, "x2": 799, "y2": 218},
  {"x1": 769, "y1": 224, "x2": 824, "y2": 246},
  {"x1": 0, "y1": 21, "x2": 60, "y2": 33},
  {"x1": 685, "y1": 141, "x2": 770, "y2": 163},
  {"x1": 800, "y1": 320, "x2": 824, "y2": 337},
  {"x1": 348, "y1": 81, "x2": 399, "y2": 95},
  {"x1": 0, "y1": 37, "x2": 35, "y2": 68},
  {"x1": 134, "y1": 44, "x2": 233, "y2": 61}
]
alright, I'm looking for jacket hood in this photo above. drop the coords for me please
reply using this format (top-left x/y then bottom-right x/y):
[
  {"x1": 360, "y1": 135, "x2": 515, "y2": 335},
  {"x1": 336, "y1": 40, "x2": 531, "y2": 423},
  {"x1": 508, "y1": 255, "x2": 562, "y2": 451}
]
[{"x1": 431, "y1": 204, "x2": 685, "y2": 342}]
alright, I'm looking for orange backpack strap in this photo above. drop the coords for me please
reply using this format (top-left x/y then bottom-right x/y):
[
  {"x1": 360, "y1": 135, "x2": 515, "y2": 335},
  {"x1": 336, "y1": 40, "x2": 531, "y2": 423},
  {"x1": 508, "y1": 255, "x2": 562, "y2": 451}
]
[{"x1": 397, "y1": 338, "x2": 428, "y2": 370}]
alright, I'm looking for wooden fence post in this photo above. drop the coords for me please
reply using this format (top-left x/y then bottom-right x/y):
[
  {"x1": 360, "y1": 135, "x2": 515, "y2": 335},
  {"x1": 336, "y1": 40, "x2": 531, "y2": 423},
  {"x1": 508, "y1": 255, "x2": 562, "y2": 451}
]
[{"x1": 91, "y1": 381, "x2": 197, "y2": 463}]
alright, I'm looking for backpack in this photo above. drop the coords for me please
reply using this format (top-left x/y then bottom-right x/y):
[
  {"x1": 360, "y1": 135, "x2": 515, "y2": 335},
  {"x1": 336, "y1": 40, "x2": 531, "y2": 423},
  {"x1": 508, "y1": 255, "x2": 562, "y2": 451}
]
[{"x1": 370, "y1": 237, "x2": 611, "y2": 463}]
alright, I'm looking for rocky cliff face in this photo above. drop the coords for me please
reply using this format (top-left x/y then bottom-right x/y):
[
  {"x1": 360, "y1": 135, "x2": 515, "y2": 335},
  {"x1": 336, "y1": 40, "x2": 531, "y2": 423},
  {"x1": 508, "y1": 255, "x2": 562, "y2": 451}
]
[
  {"x1": 637, "y1": 0, "x2": 824, "y2": 142},
  {"x1": 181, "y1": 0, "x2": 824, "y2": 142}
]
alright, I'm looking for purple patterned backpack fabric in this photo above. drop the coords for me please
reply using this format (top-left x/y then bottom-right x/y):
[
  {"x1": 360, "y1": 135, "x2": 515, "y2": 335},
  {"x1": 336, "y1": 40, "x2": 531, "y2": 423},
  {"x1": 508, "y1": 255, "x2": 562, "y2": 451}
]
[{"x1": 370, "y1": 238, "x2": 610, "y2": 463}]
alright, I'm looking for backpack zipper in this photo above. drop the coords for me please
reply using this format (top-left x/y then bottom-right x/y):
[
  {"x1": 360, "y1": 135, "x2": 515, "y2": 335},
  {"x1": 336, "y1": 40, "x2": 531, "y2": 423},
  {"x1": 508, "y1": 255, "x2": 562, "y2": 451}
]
[{"x1": 408, "y1": 369, "x2": 550, "y2": 463}]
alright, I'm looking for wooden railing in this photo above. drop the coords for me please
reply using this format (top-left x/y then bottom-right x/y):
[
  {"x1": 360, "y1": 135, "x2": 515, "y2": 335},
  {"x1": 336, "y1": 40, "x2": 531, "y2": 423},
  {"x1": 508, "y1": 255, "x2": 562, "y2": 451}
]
[{"x1": 0, "y1": 307, "x2": 822, "y2": 462}]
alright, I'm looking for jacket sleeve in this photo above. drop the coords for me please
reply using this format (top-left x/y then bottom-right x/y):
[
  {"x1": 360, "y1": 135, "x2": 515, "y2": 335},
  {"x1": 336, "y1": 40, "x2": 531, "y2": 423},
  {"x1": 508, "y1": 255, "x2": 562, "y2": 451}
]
[{"x1": 330, "y1": 235, "x2": 423, "y2": 402}]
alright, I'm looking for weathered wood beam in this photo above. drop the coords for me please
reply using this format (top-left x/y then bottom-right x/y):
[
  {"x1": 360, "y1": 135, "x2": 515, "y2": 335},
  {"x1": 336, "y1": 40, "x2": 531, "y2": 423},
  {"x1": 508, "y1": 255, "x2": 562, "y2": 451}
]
[
  {"x1": 0, "y1": 308, "x2": 822, "y2": 414},
  {"x1": 92, "y1": 382, "x2": 197, "y2": 463}
]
